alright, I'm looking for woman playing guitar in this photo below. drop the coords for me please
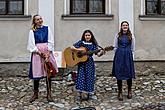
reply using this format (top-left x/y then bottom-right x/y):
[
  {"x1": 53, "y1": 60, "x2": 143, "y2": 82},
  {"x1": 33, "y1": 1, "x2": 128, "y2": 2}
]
[{"x1": 71, "y1": 30, "x2": 104, "y2": 101}]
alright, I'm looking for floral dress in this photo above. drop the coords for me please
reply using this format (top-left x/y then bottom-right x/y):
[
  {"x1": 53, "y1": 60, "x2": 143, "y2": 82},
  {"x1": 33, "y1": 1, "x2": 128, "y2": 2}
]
[{"x1": 73, "y1": 40, "x2": 98, "y2": 93}]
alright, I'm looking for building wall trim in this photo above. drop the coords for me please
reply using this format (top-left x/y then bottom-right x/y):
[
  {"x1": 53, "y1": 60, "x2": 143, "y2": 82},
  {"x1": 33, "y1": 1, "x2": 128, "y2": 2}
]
[
  {"x1": 0, "y1": 15, "x2": 31, "y2": 21},
  {"x1": 139, "y1": 15, "x2": 165, "y2": 21},
  {"x1": 62, "y1": 14, "x2": 114, "y2": 20},
  {"x1": 119, "y1": 0, "x2": 134, "y2": 33},
  {"x1": 38, "y1": 0, "x2": 54, "y2": 35}
]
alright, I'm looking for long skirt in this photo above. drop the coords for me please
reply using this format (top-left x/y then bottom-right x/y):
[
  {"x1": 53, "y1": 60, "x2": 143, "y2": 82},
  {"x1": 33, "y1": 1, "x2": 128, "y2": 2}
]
[
  {"x1": 76, "y1": 57, "x2": 95, "y2": 93},
  {"x1": 112, "y1": 48, "x2": 135, "y2": 80}
]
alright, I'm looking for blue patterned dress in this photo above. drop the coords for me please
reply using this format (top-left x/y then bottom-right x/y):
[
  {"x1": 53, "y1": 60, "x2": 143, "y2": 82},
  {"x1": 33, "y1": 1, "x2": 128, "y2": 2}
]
[
  {"x1": 73, "y1": 40, "x2": 98, "y2": 93},
  {"x1": 112, "y1": 34, "x2": 135, "y2": 80}
]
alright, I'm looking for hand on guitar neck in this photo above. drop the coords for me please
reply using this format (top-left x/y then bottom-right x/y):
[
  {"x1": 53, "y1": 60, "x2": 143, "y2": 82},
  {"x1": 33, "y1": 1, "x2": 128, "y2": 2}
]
[
  {"x1": 97, "y1": 50, "x2": 105, "y2": 57},
  {"x1": 97, "y1": 46, "x2": 114, "y2": 57}
]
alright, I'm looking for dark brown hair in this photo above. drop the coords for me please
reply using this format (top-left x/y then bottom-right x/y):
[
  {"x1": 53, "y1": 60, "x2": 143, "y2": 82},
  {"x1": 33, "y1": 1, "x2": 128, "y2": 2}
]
[
  {"x1": 81, "y1": 30, "x2": 98, "y2": 45},
  {"x1": 118, "y1": 21, "x2": 132, "y2": 41}
]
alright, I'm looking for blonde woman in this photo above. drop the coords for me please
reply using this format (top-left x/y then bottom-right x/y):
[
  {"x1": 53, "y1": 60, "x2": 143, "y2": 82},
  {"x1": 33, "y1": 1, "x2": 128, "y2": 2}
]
[{"x1": 27, "y1": 15, "x2": 58, "y2": 102}]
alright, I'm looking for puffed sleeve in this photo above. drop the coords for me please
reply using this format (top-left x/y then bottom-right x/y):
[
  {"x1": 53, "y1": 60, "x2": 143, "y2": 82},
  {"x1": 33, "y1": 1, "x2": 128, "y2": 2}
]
[
  {"x1": 27, "y1": 30, "x2": 38, "y2": 52},
  {"x1": 131, "y1": 35, "x2": 135, "y2": 59},
  {"x1": 48, "y1": 27, "x2": 54, "y2": 51},
  {"x1": 131, "y1": 35, "x2": 135, "y2": 53},
  {"x1": 113, "y1": 34, "x2": 118, "y2": 52},
  {"x1": 73, "y1": 40, "x2": 83, "y2": 48}
]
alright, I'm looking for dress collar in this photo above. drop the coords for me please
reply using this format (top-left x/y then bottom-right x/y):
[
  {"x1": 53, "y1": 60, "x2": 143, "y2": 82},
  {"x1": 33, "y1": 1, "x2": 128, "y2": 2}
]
[{"x1": 82, "y1": 41, "x2": 92, "y2": 45}]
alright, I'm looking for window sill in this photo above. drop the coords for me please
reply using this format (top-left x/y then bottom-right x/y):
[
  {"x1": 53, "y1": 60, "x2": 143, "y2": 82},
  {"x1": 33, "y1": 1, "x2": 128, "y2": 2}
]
[
  {"x1": 62, "y1": 14, "x2": 114, "y2": 20},
  {"x1": 139, "y1": 15, "x2": 165, "y2": 21},
  {"x1": 0, "y1": 15, "x2": 31, "y2": 21}
]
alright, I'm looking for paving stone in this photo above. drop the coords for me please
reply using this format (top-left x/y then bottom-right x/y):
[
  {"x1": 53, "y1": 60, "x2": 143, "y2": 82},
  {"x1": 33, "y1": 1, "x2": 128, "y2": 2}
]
[{"x1": 0, "y1": 63, "x2": 165, "y2": 110}]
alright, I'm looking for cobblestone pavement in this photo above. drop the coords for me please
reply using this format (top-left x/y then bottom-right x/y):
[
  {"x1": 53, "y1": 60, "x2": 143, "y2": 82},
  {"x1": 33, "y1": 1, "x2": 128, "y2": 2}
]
[{"x1": 0, "y1": 64, "x2": 165, "y2": 110}]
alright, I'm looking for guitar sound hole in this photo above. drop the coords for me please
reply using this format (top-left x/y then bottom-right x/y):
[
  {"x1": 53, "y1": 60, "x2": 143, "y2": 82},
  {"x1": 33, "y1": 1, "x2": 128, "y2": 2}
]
[
  {"x1": 72, "y1": 52, "x2": 75, "y2": 60},
  {"x1": 77, "y1": 51, "x2": 84, "y2": 58}
]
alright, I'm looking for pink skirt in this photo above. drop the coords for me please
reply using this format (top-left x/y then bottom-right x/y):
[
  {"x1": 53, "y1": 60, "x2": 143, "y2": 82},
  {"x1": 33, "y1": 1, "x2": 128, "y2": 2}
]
[{"x1": 29, "y1": 43, "x2": 58, "y2": 79}]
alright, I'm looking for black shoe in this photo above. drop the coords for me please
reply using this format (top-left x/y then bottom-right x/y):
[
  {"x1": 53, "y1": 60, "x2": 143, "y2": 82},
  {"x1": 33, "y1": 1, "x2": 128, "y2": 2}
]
[
  {"x1": 29, "y1": 91, "x2": 38, "y2": 103},
  {"x1": 87, "y1": 94, "x2": 97, "y2": 100},
  {"x1": 47, "y1": 94, "x2": 54, "y2": 102},
  {"x1": 127, "y1": 89, "x2": 132, "y2": 99},
  {"x1": 118, "y1": 92, "x2": 123, "y2": 101},
  {"x1": 75, "y1": 95, "x2": 82, "y2": 101}
]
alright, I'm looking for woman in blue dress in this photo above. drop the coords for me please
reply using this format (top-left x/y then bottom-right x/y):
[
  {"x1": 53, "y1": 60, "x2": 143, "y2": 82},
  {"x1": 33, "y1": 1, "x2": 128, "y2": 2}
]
[
  {"x1": 112, "y1": 21, "x2": 135, "y2": 101},
  {"x1": 71, "y1": 30, "x2": 104, "y2": 101},
  {"x1": 27, "y1": 15, "x2": 58, "y2": 102}
]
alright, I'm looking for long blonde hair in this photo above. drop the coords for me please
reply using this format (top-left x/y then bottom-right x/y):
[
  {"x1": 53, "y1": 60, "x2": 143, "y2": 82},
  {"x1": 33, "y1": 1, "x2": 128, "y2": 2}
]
[{"x1": 31, "y1": 14, "x2": 40, "y2": 31}]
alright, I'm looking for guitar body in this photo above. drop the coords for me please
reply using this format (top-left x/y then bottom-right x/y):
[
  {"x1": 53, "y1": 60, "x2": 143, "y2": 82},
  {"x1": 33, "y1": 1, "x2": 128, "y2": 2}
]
[
  {"x1": 64, "y1": 45, "x2": 114, "y2": 67},
  {"x1": 64, "y1": 47, "x2": 88, "y2": 67}
]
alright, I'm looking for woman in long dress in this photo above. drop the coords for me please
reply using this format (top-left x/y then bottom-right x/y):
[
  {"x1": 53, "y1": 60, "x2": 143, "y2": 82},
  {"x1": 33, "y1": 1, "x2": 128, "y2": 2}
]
[
  {"x1": 71, "y1": 30, "x2": 103, "y2": 101},
  {"x1": 27, "y1": 15, "x2": 58, "y2": 102},
  {"x1": 112, "y1": 21, "x2": 135, "y2": 101}
]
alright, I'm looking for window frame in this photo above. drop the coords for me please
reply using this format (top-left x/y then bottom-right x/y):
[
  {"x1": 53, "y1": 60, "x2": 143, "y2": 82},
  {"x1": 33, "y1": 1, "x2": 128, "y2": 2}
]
[
  {"x1": 0, "y1": 0, "x2": 24, "y2": 15},
  {"x1": 62, "y1": 0, "x2": 113, "y2": 20},
  {"x1": 70, "y1": 0, "x2": 105, "y2": 15},
  {"x1": 145, "y1": 0, "x2": 165, "y2": 15}
]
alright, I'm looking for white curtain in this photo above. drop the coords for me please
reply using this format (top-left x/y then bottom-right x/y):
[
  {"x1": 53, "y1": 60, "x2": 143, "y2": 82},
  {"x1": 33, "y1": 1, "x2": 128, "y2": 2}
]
[{"x1": 89, "y1": 0, "x2": 103, "y2": 13}]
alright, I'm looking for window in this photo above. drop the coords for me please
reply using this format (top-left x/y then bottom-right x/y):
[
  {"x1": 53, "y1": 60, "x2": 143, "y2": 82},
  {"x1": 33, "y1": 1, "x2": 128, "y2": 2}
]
[
  {"x1": 146, "y1": 0, "x2": 165, "y2": 15},
  {"x1": 70, "y1": 0, "x2": 105, "y2": 14},
  {"x1": 0, "y1": 0, "x2": 24, "y2": 15}
]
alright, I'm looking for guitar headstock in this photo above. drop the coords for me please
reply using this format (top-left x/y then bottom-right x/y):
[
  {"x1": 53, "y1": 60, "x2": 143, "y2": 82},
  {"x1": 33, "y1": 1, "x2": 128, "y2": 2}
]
[{"x1": 104, "y1": 46, "x2": 114, "y2": 51}]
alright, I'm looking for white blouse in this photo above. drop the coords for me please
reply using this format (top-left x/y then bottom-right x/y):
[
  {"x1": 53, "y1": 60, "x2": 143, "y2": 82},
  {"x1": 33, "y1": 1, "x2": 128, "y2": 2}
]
[{"x1": 27, "y1": 26, "x2": 54, "y2": 53}]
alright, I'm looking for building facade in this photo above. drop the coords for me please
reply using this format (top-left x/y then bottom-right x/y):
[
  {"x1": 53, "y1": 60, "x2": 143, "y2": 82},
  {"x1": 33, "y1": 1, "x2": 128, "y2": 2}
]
[{"x1": 0, "y1": 0, "x2": 165, "y2": 62}]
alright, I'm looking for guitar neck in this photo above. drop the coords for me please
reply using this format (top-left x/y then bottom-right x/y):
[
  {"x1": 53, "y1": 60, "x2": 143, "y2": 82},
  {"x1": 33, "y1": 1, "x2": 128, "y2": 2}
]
[
  {"x1": 79, "y1": 46, "x2": 113, "y2": 56},
  {"x1": 86, "y1": 49, "x2": 101, "y2": 55}
]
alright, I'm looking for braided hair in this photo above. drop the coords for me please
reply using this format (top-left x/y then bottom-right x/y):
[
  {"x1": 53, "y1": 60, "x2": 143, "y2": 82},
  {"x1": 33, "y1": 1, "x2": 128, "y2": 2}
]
[{"x1": 31, "y1": 14, "x2": 40, "y2": 31}]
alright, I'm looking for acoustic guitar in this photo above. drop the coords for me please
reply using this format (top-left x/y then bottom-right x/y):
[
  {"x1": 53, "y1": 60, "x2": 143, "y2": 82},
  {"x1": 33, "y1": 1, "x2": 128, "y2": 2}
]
[{"x1": 64, "y1": 46, "x2": 114, "y2": 67}]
